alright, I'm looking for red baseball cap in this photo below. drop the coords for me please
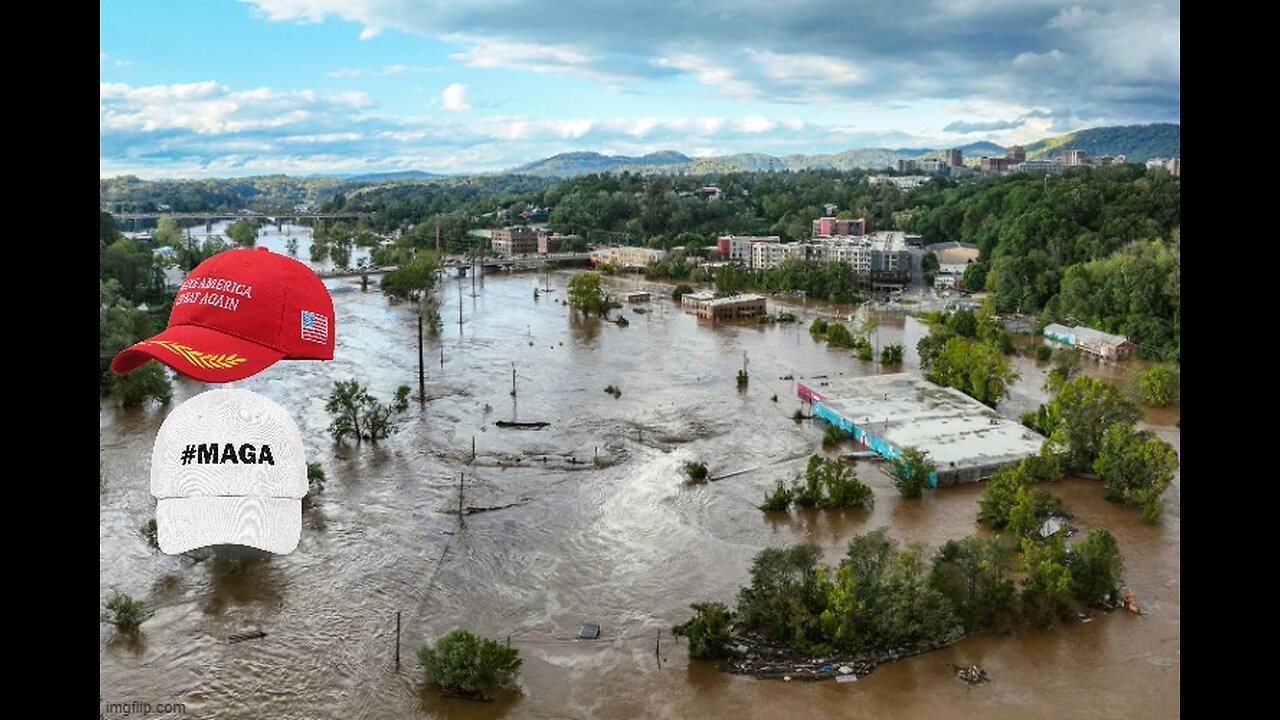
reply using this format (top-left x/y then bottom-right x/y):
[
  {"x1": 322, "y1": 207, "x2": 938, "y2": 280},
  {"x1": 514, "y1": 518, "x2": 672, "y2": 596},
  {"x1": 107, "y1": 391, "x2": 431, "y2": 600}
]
[{"x1": 111, "y1": 248, "x2": 335, "y2": 383}]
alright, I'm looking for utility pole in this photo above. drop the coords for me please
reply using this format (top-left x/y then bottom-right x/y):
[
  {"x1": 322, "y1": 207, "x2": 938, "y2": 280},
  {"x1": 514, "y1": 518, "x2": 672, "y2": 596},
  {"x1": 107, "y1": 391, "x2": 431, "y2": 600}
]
[
  {"x1": 458, "y1": 472, "x2": 465, "y2": 526},
  {"x1": 417, "y1": 316, "x2": 425, "y2": 402},
  {"x1": 510, "y1": 363, "x2": 517, "y2": 397}
]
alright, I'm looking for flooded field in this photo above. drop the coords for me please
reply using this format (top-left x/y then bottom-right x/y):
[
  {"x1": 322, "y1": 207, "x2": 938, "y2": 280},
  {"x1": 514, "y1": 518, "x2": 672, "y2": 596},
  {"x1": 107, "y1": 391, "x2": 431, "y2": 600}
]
[{"x1": 100, "y1": 263, "x2": 1179, "y2": 719}]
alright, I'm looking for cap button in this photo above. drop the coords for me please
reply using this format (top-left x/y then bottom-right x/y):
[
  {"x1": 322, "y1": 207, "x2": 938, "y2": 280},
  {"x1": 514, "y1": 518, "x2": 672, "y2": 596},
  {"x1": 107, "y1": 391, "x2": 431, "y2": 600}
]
[{"x1": 258, "y1": 247, "x2": 270, "y2": 252}]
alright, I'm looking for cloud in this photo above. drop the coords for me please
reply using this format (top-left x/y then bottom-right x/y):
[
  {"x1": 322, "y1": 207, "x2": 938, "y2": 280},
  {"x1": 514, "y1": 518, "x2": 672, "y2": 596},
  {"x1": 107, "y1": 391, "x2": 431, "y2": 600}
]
[
  {"x1": 102, "y1": 78, "x2": 981, "y2": 178},
  {"x1": 441, "y1": 83, "x2": 469, "y2": 111},
  {"x1": 1012, "y1": 49, "x2": 1065, "y2": 68},
  {"x1": 240, "y1": 0, "x2": 1177, "y2": 125},
  {"x1": 944, "y1": 118, "x2": 1024, "y2": 133}
]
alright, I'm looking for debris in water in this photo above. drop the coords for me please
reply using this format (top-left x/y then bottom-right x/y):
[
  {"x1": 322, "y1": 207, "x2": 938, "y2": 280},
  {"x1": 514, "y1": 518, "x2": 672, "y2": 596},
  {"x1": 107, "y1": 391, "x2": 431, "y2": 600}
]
[
  {"x1": 1122, "y1": 587, "x2": 1141, "y2": 614},
  {"x1": 228, "y1": 630, "x2": 267, "y2": 644},
  {"x1": 835, "y1": 674, "x2": 858, "y2": 684},
  {"x1": 578, "y1": 623, "x2": 601, "y2": 640},
  {"x1": 952, "y1": 664, "x2": 989, "y2": 685}
]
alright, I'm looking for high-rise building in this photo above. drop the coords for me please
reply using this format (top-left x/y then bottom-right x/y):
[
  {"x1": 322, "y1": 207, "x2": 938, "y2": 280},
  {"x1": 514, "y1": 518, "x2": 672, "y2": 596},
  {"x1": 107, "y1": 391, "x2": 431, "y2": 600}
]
[
  {"x1": 945, "y1": 148, "x2": 963, "y2": 167},
  {"x1": 812, "y1": 217, "x2": 866, "y2": 238},
  {"x1": 1006, "y1": 145, "x2": 1026, "y2": 163},
  {"x1": 1059, "y1": 149, "x2": 1086, "y2": 166}
]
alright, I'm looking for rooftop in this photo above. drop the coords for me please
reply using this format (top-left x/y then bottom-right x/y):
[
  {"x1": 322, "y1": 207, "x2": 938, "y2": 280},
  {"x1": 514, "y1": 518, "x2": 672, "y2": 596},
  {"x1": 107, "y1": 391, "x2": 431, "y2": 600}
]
[
  {"x1": 808, "y1": 374, "x2": 1045, "y2": 475},
  {"x1": 704, "y1": 293, "x2": 765, "y2": 306}
]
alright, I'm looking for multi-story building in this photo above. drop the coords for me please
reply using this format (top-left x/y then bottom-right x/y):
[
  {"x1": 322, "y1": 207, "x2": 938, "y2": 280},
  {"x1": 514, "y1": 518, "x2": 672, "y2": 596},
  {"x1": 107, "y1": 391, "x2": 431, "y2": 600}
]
[
  {"x1": 1145, "y1": 157, "x2": 1181, "y2": 176},
  {"x1": 1006, "y1": 145, "x2": 1027, "y2": 163},
  {"x1": 1058, "y1": 149, "x2": 1086, "y2": 166},
  {"x1": 716, "y1": 235, "x2": 779, "y2": 265},
  {"x1": 693, "y1": 294, "x2": 768, "y2": 321},
  {"x1": 812, "y1": 217, "x2": 866, "y2": 237},
  {"x1": 867, "y1": 231, "x2": 912, "y2": 289},
  {"x1": 980, "y1": 157, "x2": 1012, "y2": 173},
  {"x1": 589, "y1": 246, "x2": 667, "y2": 269},
  {"x1": 538, "y1": 233, "x2": 563, "y2": 254},
  {"x1": 868, "y1": 175, "x2": 932, "y2": 190},
  {"x1": 490, "y1": 226, "x2": 543, "y2": 255},
  {"x1": 1014, "y1": 159, "x2": 1066, "y2": 174},
  {"x1": 945, "y1": 148, "x2": 963, "y2": 167}
]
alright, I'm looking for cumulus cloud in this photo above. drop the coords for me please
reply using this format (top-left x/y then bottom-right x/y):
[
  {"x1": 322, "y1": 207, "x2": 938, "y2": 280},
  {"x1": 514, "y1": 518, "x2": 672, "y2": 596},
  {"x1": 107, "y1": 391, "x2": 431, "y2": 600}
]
[
  {"x1": 944, "y1": 118, "x2": 1025, "y2": 133},
  {"x1": 241, "y1": 0, "x2": 1177, "y2": 125},
  {"x1": 102, "y1": 77, "x2": 969, "y2": 177},
  {"x1": 441, "y1": 82, "x2": 469, "y2": 111}
]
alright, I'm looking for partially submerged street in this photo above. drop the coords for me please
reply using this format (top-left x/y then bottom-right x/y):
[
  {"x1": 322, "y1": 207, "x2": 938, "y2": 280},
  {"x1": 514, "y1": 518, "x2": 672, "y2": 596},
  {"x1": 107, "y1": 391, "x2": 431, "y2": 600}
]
[{"x1": 100, "y1": 266, "x2": 1180, "y2": 719}]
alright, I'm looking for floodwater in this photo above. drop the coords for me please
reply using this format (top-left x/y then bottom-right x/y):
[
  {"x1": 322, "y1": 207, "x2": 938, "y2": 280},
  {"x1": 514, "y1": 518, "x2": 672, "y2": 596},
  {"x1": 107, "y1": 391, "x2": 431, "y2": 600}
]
[{"x1": 100, "y1": 258, "x2": 1180, "y2": 719}]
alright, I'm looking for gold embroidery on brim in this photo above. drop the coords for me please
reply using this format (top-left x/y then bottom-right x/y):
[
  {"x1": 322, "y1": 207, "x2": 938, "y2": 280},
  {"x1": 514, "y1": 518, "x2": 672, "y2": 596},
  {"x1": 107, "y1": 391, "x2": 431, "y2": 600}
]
[{"x1": 146, "y1": 340, "x2": 249, "y2": 370}]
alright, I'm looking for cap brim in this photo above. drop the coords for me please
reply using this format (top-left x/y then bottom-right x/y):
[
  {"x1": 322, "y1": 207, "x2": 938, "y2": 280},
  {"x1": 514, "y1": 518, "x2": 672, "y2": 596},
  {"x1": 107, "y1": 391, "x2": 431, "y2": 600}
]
[
  {"x1": 112, "y1": 325, "x2": 284, "y2": 383},
  {"x1": 156, "y1": 496, "x2": 301, "y2": 555}
]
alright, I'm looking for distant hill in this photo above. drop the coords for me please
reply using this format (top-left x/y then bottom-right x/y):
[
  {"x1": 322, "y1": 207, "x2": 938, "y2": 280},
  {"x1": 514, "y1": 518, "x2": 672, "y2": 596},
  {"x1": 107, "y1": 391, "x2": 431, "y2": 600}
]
[
  {"x1": 503, "y1": 142, "x2": 1013, "y2": 177},
  {"x1": 346, "y1": 170, "x2": 449, "y2": 182},
  {"x1": 1024, "y1": 124, "x2": 1179, "y2": 163},
  {"x1": 510, "y1": 151, "x2": 692, "y2": 177}
]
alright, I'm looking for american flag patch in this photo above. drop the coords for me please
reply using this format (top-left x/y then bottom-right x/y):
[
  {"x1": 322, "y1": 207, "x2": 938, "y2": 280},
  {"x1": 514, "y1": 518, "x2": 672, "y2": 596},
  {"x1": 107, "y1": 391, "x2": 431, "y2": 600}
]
[{"x1": 300, "y1": 310, "x2": 329, "y2": 344}]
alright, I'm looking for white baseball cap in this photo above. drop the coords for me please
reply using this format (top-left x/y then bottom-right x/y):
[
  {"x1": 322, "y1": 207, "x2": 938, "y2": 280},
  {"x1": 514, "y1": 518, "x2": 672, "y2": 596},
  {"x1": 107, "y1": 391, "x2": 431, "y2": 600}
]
[{"x1": 151, "y1": 388, "x2": 308, "y2": 554}]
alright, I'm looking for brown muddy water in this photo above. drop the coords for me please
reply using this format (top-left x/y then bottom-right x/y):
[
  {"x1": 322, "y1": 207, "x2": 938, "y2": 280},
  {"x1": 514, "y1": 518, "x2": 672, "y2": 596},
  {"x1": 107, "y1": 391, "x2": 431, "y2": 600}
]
[{"x1": 100, "y1": 268, "x2": 1180, "y2": 719}]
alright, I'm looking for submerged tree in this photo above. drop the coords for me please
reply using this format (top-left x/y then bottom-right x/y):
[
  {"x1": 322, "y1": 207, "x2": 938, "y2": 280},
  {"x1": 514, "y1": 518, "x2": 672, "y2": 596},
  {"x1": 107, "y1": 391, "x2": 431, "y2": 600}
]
[
  {"x1": 418, "y1": 630, "x2": 522, "y2": 700},
  {"x1": 1068, "y1": 529, "x2": 1124, "y2": 605},
  {"x1": 891, "y1": 447, "x2": 935, "y2": 498},
  {"x1": 1093, "y1": 424, "x2": 1179, "y2": 522},
  {"x1": 325, "y1": 380, "x2": 411, "y2": 443},
  {"x1": 568, "y1": 272, "x2": 611, "y2": 316},
  {"x1": 102, "y1": 592, "x2": 147, "y2": 633},
  {"x1": 679, "y1": 602, "x2": 736, "y2": 660}
]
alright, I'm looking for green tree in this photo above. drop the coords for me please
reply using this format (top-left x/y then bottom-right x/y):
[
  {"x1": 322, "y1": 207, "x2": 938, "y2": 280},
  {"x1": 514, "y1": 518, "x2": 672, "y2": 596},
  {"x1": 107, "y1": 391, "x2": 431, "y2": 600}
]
[
  {"x1": 568, "y1": 272, "x2": 611, "y2": 316},
  {"x1": 890, "y1": 447, "x2": 934, "y2": 498},
  {"x1": 812, "y1": 457, "x2": 874, "y2": 510},
  {"x1": 101, "y1": 238, "x2": 157, "y2": 302},
  {"x1": 109, "y1": 363, "x2": 173, "y2": 408},
  {"x1": 929, "y1": 536, "x2": 1017, "y2": 631},
  {"x1": 1137, "y1": 364, "x2": 1180, "y2": 407},
  {"x1": 1069, "y1": 528, "x2": 1124, "y2": 605},
  {"x1": 140, "y1": 518, "x2": 159, "y2": 551},
  {"x1": 1037, "y1": 375, "x2": 1141, "y2": 472},
  {"x1": 680, "y1": 602, "x2": 736, "y2": 660},
  {"x1": 947, "y1": 308, "x2": 977, "y2": 337},
  {"x1": 809, "y1": 317, "x2": 828, "y2": 334},
  {"x1": 381, "y1": 251, "x2": 440, "y2": 302},
  {"x1": 880, "y1": 343, "x2": 904, "y2": 364},
  {"x1": 824, "y1": 322, "x2": 855, "y2": 347},
  {"x1": 735, "y1": 544, "x2": 826, "y2": 648},
  {"x1": 225, "y1": 219, "x2": 258, "y2": 247},
  {"x1": 671, "y1": 283, "x2": 693, "y2": 300},
  {"x1": 978, "y1": 465, "x2": 1027, "y2": 528},
  {"x1": 1093, "y1": 423, "x2": 1179, "y2": 521},
  {"x1": 685, "y1": 461, "x2": 709, "y2": 482},
  {"x1": 306, "y1": 461, "x2": 326, "y2": 497},
  {"x1": 102, "y1": 592, "x2": 147, "y2": 632},
  {"x1": 713, "y1": 264, "x2": 747, "y2": 296},
  {"x1": 417, "y1": 630, "x2": 522, "y2": 700},
  {"x1": 1006, "y1": 486, "x2": 1039, "y2": 539},
  {"x1": 325, "y1": 380, "x2": 411, "y2": 443},
  {"x1": 1019, "y1": 536, "x2": 1073, "y2": 627},
  {"x1": 153, "y1": 216, "x2": 182, "y2": 247},
  {"x1": 759, "y1": 480, "x2": 794, "y2": 511},
  {"x1": 923, "y1": 336, "x2": 1017, "y2": 406}
]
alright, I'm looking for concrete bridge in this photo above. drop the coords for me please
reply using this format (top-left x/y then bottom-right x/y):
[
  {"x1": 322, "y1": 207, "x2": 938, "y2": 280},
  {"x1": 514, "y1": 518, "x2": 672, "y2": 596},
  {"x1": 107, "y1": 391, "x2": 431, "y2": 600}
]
[
  {"x1": 110, "y1": 211, "x2": 368, "y2": 221},
  {"x1": 109, "y1": 211, "x2": 371, "y2": 233},
  {"x1": 441, "y1": 252, "x2": 592, "y2": 272}
]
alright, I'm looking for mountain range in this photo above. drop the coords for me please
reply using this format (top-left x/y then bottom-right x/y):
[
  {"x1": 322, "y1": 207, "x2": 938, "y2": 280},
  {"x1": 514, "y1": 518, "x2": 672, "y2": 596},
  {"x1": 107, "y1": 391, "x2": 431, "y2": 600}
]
[{"x1": 502, "y1": 124, "x2": 1178, "y2": 177}]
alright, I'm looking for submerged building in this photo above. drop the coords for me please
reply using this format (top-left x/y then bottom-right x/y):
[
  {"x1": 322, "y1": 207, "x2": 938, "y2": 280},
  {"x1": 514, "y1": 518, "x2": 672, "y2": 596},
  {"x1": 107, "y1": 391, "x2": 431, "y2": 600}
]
[{"x1": 796, "y1": 374, "x2": 1045, "y2": 486}]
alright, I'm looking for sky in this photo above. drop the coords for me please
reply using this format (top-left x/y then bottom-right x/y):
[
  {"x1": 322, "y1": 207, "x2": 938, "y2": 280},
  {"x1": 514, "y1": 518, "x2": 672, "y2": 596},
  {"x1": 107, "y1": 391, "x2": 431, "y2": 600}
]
[{"x1": 99, "y1": 0, "x2": 1180, "y2": 178}]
